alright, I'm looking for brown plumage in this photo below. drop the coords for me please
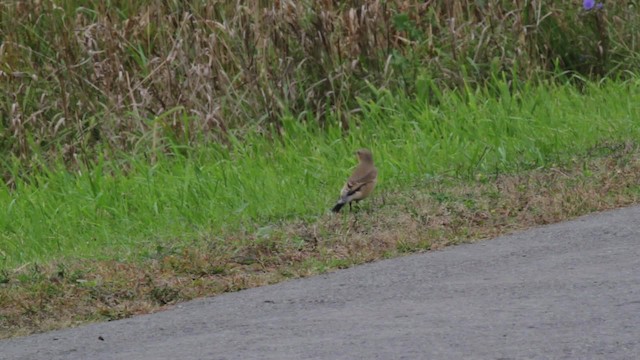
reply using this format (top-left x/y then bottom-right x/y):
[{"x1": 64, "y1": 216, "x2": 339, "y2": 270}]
[{"x1": 331, "y1": 148, "x2": 378, "y2": 213}]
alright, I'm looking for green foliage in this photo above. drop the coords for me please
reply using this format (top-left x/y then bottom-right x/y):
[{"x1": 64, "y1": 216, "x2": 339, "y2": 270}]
[{"x1": 1, "y1": 78, "x2": 640, "y2": 269}]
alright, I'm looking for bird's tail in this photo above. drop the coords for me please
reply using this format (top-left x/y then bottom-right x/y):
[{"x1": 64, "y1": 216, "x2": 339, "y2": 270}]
[{"x1": 331, "y1": 202, "x2": 345, "y2": 213}]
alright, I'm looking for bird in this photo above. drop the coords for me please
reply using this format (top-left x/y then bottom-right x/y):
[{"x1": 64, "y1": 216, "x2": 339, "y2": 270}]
[{"x1": 331, "y1": 148, "x2": 378, "y2": 213}]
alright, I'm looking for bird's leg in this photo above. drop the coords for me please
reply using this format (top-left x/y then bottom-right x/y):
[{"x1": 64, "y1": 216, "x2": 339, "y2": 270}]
[{"x1": 349, "y1": 202, "x2": 353, "y2": 212}]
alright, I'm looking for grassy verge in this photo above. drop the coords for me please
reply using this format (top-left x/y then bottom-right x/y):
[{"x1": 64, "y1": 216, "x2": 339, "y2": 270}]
[
  {"x1": 2, "y1": 78, "x2": 640, "y2": 268},
  {"x1": 1, "y1": 78, "x2": 640, "y2": 338},
  {"x1": 2, "y1": 141, "x2": 640, "y2": 338}
]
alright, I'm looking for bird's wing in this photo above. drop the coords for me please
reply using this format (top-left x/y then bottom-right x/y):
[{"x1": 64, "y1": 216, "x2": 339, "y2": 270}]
[
  {"x1": 348, "y1": 166, "x2": 377, "y2": 185},
  {"x1": 342, "y1": 167, "x2": 377, "y2": 197}
]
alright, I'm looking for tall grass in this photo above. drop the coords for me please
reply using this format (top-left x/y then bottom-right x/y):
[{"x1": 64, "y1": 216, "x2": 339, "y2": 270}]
[
  {"x1": 1, "y1": 77, "x2": 639, "y2": 269},
  {"x1": 1, "y1": 1, "x2": 639, "y2": 163}
]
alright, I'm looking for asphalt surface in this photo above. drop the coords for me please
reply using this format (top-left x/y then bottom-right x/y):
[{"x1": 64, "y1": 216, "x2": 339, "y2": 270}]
[{"x1": 2, "y1": 206, "x2": 640, "y2": 360}]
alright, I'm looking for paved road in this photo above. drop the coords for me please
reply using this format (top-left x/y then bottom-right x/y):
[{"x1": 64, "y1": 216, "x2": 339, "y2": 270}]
[{"x1": 3, "y1": 206, "x2": 640, "y2": 360}]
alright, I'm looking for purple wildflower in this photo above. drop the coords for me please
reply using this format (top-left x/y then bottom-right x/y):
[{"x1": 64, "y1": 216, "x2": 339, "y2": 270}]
[
  {"x1": 583, "y1": 0, "x2": 603, "y2": 11},
  {"x1": 583, "y1": 0, "x2": 595, "y2": 10}
]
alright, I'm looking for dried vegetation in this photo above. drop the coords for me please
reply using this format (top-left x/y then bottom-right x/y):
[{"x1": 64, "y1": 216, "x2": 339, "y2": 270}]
[{"x1": 2, "y1": 0, "x2": 639, "y2": 163}]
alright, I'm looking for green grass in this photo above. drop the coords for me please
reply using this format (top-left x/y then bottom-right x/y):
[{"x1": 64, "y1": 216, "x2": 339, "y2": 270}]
[{"x1": 1, "y1": 78, "x2": 639, "y2": 269}]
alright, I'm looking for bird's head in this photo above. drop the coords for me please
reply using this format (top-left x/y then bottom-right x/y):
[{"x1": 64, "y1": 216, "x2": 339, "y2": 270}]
[{"x1": 356, "y1": 148, "x2": 373, "y2": 163}]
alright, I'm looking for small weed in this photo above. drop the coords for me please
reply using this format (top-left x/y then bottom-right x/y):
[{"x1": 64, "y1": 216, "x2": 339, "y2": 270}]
[
  {"x1": 149, "y1": 285, "x2": 181, "y2": 306},
  {"x1": 395, "y1": 240, "x2": 415, "y2": 254},
  {"x1": 0, "y1": 270, "x2": 9, "y2": 284}
]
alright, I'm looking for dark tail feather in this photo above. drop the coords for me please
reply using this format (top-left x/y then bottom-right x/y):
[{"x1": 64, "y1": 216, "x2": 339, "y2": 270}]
[{"x1": 331, "y1": 202, "x2": 345, "y2": 213}]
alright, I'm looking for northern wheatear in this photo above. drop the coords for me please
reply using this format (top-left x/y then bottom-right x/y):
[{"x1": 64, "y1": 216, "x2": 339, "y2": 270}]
[{"x1": 331, "y1": 148, "x2": 378, "y2": 213}]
